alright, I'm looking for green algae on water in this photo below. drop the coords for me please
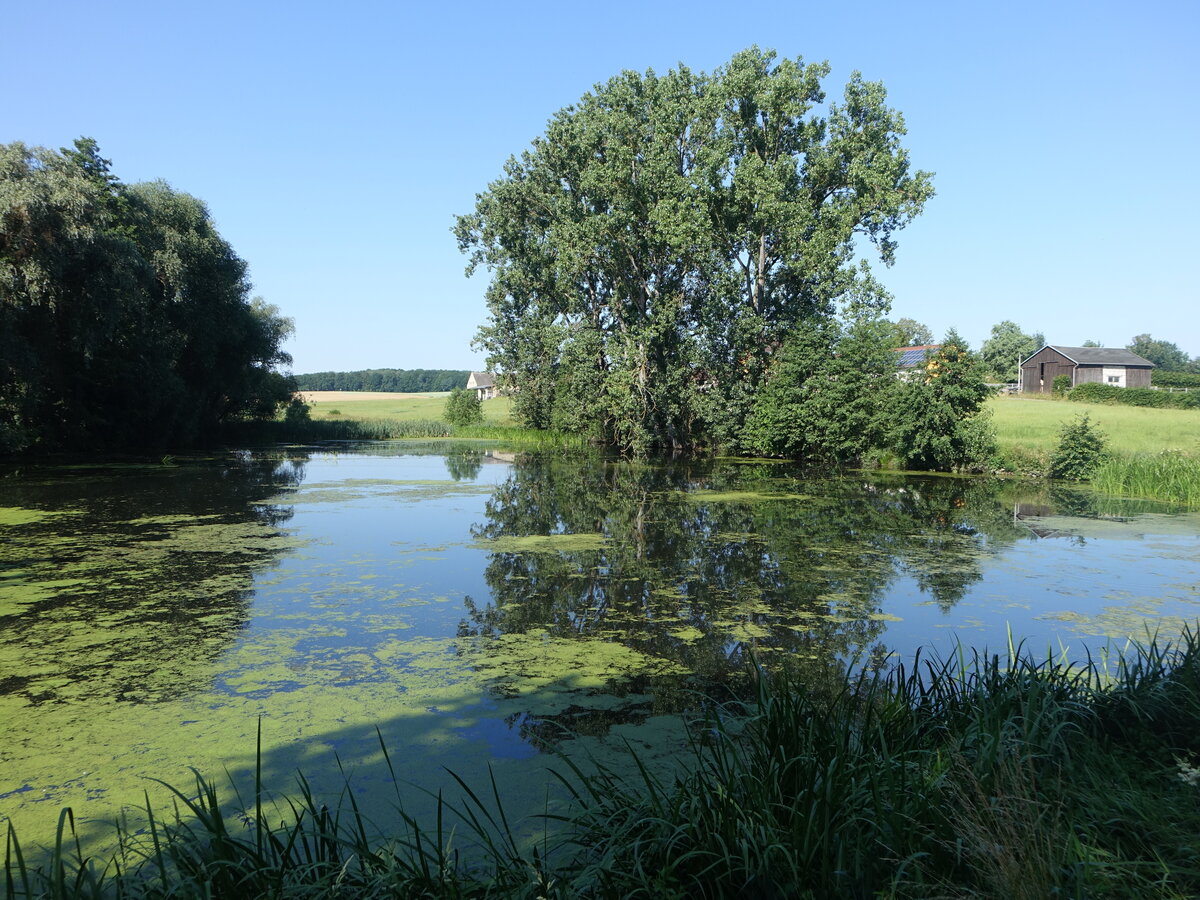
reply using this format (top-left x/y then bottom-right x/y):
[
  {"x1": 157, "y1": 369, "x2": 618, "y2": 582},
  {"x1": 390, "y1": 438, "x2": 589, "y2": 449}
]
[
  {"x1": 474, "y1": 533, "x2": 608, "y2": 553},
  {"x1": 680, "y1": 489, "x2": 815, "y2": 504},
  {"x1": 0, "y1": 507, "x2": 77, "y2": 527}
]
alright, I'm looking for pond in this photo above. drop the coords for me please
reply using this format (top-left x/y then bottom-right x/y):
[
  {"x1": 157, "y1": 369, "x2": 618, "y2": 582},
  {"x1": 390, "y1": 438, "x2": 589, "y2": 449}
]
[{"x1": 2, "y1": 443, "x2": 1199, "y2": 854}]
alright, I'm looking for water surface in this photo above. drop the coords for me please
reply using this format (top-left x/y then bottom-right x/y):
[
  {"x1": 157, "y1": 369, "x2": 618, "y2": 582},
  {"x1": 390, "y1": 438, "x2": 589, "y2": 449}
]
[{"x1": 2, "y1": 444, "x2": 1198, "y2": 851}]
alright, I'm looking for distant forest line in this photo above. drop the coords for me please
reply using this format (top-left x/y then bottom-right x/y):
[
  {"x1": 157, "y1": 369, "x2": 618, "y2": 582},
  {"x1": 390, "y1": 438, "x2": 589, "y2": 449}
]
[{"x1": 294, "y1": 369, "x2": 470, "y2": 392}]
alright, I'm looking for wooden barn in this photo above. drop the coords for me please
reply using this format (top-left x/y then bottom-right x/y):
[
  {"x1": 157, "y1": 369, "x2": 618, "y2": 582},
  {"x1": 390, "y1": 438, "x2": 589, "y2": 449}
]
[{"x1": 1019, "y1": 346, "x2": 1154, "y2": 393}]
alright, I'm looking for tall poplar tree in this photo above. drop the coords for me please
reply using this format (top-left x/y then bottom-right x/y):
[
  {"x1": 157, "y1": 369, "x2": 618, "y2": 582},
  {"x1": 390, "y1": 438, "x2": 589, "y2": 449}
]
[{"x1": 456, "y1": 47, "x2": 933, "y2": 451}]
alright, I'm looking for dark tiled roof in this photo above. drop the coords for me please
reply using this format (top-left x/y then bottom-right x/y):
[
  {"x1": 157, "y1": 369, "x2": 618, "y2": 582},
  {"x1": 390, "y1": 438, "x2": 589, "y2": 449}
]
[
  {"x1": 1047, "y1": 346, "x2": 1155, "y2": 367},
  {"x1": 894, "y1": 345, "x2": 940, "y2": 368},
  {"x1": 468, "y1": 372, "x2": 495, "y2": 388}
]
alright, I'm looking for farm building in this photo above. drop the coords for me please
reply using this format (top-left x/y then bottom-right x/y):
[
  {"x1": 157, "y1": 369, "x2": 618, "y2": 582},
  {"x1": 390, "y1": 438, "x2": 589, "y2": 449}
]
[
  {"x1": 1019, "y1": 346, "x2": 1154, "y2": 393},
  {"x1": 893, "y1": 344, "x2": 941, "y2": 379},
  {"x1": 466, "y1": 371, "x2": 498, "y2": 400}
]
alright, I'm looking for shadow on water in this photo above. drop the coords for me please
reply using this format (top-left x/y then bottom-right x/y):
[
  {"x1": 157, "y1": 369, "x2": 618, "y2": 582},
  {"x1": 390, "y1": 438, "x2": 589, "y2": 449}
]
[{"x1": 0, "y1": 451, "x2": 309, "y2": 707}]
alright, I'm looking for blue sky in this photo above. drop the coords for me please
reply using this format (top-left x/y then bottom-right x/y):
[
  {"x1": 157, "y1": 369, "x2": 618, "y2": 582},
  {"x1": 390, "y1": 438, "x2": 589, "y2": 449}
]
[{"x1": 5, "y1": 0, "x2": 1197, "y2": 373}]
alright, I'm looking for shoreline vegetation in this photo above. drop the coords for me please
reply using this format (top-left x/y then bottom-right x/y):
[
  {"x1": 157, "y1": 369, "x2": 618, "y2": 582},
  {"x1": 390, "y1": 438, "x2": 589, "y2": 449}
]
[
  {"x1": 224, "y1": 390, "x2": 1200, "y2": 508},
  {"x1": 7, "y1": 632, "x2": 1200, "y2": 898}
]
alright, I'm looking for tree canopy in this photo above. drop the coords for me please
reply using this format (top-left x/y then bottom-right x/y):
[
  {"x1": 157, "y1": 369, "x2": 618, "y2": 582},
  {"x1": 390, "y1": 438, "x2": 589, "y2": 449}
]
[
  {"x1": 888, "y1": 317, "x2": 934, "y2": 348},
  {"x1": 0, "y1": 139, "x2": 294, "y2": 452},
  {"x1": 1127, "y1": 334, "x2": 1194, "y2": 372},
  {"x1": 457, "y1": 47, "x2": 933, "y2": 452},
  {"x1": 979, "y1": 320, "x2": 1043, "y2": 382},
  {"x1": 294, "y1": 369, "x2": 470, "y2": 392}
]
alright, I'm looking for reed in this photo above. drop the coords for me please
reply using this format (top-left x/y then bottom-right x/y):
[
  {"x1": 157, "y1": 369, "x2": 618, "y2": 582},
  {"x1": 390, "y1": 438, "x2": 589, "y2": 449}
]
[
  {"x1": 451, "y1": 425, "x2": 590, "y2": 448},
  {"x1": 1091, "y1": 451, "x2": 1200, "y2": 507},
  {"x1": 227, "y1": 417, "x2": 454, "y2": 443}
]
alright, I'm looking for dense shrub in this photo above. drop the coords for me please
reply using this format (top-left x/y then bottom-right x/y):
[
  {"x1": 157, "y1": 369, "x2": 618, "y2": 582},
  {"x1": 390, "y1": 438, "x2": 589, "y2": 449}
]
[
  {"x1": 889, "y1": 331, "x2": 996, "y2": 471},
  {"x1": 1069, "y1": 383, "x2": 1200, "y2": 409},
  {"x1": 1049, "y1": 413, "x2": 1108, "y2": 480},
  {"x1": 1153, "y1": 371, "x2": 1200, "y2": 389},
  {"x1": 741, "y1": 319, "x2": 898, "y2": 463},
  {"x1": 1052, "y1": 374, "x2": 1072, "y2": 396},
  {"x1": 443, "y1": 387, "x2": 483, "y2": 426}
]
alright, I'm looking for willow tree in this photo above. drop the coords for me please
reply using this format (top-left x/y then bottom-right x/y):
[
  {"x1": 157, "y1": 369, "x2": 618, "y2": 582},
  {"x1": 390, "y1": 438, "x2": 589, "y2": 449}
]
[
  {"x1": 456, "y1": 47, "x2": 933, "y2": 451},
  {"x1": 0, "y1": 139, "x2": 294, "y2": 452}
]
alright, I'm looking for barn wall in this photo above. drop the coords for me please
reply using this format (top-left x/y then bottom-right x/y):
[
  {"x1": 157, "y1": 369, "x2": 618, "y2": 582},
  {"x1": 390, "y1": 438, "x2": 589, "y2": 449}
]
[
  {"x1": 1127, "y1": 367, "x2": 1152, "y2": 388},
  {"x1": 1076, "y1": 366, "x2": 1153, "y2": 388},
  {"x1": 1021, "y1": 347, "x2": 1076, "y2": 393}
]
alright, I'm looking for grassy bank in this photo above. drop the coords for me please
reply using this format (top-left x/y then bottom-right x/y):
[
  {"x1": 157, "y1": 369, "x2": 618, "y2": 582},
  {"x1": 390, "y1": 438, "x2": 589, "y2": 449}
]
[
  {"x1": 989, "y1": 394, "x2": 1200, "y2": 505},
  {"x1": 8, "y1": 633, "x2": 1200, "y2": 898}
]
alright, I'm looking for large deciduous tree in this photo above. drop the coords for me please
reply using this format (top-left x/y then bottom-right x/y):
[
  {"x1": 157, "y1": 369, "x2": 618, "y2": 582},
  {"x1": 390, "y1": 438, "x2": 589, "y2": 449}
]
[
  {"x1": 979, "y1": 320, "x2": 1044, "y2": 382},
  {"x1": 456, "y1": 47, "x2": 933, "y2": 451},
  {"x1": 888, "y1": 317, "x2": 934, "y2": 348},
  {"x1": 0, "y1": 139, "x2": 294, "y2": 452},
  {"x1": 1127, "y1": 334, "x2": 1191, "y2": 372}
]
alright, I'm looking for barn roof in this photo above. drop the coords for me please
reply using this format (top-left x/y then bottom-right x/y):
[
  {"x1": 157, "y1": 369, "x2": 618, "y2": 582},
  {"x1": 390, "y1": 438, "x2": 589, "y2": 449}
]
[
  {"x1": 1026, "y1": 346, "x2": 1155, "y2": 367},
  {"x1": 893, "y1": 345, "x2": 941, "y2": 368},
  {"x1": 467, "y1": 372, "x2": 495, "y2": 388}
]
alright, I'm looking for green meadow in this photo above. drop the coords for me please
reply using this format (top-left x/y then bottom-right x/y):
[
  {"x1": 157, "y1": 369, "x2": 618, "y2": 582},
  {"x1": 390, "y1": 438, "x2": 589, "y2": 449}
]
[
  {"x1": 988, "y1": 393, "x2": 1200, "y2": 456},
  {"x1": 303, "y1": 392, "x2": 516, "y2": 426}
]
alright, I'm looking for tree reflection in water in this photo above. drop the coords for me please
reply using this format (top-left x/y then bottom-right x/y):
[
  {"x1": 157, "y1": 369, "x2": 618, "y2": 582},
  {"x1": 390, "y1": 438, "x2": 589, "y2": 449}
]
[{"x1": 459, "y1": 454, "x2": 1029, "y2": 738}]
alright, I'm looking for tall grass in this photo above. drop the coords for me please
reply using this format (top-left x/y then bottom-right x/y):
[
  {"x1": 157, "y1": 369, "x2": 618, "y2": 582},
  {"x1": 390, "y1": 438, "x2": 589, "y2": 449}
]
[
  {"x1": 226, "y1": 417, "x2": 454, "y2": 444},
  {"x1": 452, "y1": 425, "x2": 589, "y2": 448},
  {"x1": 8, "y1": 633, "x2": 1200, "y2": 898},
  {"x1": 560, "y1": 634, "x2": 1200, "y2": 898},
  {"x1": 1091, "y1": 451, "x2": 1200, "y2": 507}
]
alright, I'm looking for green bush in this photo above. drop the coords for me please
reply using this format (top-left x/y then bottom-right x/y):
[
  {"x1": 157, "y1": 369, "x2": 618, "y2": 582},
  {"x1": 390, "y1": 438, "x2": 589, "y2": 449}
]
[
  {"x1": 443, "y1": 387, "x2": 483, "y2": 427},
  {"x1": 282, "y1": 396, "x2": 311, "y2": 424},
  {"x1": 1052, "y1": 374, "x2": 1072, "y2": 396},
  {"x1": 1153, "y1": 371, "x2": 1200, "y2": 389},
  {"x1": 1069, "y1": 382, "x2": 1200, "y2": 409},
  {"x1": 1049, "y1": 413, "x2": 1108, "y2": 480},
  {"x1": 1068, "y1": 383, "x2": 1122, "y2": 404}
]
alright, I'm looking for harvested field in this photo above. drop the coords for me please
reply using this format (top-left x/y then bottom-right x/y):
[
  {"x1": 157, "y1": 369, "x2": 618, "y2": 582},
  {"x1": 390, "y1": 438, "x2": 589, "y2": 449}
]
[{"x1": 298, "y1": 391, "x2": 450, "y2": 403}]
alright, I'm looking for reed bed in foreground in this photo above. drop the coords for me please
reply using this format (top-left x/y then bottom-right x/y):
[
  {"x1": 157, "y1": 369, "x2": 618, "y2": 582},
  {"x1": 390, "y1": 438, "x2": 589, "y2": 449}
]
[
  {"x1": 8, "y1": 633, "x2": 1200, "y2": 898},
  {"x1": 1091, "y1": 451, "x2": 1200, "y2": 507}
]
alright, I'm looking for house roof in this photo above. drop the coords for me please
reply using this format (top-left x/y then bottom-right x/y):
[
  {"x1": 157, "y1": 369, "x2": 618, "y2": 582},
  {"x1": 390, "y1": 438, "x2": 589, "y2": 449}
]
[
  {"x1": 1024, "y1": 346, "x2": 1156, "y2": 367},
  {"x1": 466, "y1": 372, "x2": 495, "y2": 389},
  {"x1": 893, "y1": 345, "x2": 941, "y2": 368}
]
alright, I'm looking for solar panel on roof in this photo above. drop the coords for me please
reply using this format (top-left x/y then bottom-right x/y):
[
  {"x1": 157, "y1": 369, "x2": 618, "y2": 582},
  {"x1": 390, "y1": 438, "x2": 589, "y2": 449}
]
[{"x1": 895, "y1": 348, "x2": 932, "y2": 367}]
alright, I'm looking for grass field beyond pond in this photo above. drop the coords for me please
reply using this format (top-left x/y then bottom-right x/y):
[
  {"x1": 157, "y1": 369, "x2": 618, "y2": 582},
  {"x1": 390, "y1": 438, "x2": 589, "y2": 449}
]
[
  {"x1": 989, "y1": 394, "x2": 1200, "y2": 455},
  {"x1": 301, "y1": 391, "x2": 515, "y2": 426}
]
